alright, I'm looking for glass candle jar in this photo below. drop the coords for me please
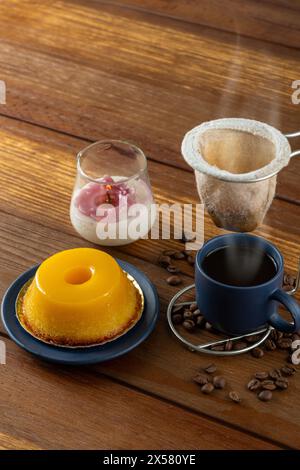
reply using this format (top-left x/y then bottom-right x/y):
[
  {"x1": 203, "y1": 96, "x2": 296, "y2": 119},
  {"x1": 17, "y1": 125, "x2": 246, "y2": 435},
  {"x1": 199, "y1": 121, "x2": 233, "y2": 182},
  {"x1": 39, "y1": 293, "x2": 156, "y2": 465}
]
[{"x1": 70, "y1": 140, "x2": 156, "y2": 245}]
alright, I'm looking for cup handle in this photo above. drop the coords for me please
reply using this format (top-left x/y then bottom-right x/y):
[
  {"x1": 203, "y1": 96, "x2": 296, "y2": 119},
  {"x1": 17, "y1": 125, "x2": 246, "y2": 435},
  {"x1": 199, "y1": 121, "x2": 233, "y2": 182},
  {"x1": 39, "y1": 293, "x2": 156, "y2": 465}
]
[{"x1": 269, "y1": 289, "x2": 300, "y2": 333}]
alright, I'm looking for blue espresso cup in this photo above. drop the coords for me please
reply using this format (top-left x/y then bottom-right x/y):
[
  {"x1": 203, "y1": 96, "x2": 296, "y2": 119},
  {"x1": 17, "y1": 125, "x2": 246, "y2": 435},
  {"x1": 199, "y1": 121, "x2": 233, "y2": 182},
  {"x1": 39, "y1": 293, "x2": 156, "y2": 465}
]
[{"x1": 195, "y1": 234, "x2": 300, "y2": 335}]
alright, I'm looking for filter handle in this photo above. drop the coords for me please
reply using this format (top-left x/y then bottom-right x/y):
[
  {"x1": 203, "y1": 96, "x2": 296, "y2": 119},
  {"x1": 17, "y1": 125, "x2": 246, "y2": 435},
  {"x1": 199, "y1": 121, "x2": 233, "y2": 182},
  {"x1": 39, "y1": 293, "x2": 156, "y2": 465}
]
[{"x1": 284, "y1": 131, "x2": 300, "y2": 158}]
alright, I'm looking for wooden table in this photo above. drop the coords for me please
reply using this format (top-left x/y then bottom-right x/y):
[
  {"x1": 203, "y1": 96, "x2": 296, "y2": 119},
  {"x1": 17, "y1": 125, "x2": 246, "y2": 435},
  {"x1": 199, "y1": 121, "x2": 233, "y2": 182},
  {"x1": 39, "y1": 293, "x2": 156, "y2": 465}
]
[{"x1": 0, "y1": 0, "x2": 299, "y2": 450}]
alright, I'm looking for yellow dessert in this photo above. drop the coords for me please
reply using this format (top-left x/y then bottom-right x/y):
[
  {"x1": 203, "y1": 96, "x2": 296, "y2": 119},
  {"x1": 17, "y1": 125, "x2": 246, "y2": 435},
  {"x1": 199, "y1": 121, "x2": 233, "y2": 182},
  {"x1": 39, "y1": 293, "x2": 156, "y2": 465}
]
[{"x1": 19, "y1": 248, "x2": 143, "y2": 346}]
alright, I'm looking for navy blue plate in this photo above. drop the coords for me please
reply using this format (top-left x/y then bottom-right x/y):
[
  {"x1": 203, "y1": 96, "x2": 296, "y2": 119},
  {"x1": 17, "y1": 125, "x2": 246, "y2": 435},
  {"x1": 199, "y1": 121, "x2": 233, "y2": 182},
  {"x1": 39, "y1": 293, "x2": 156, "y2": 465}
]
[{"x1": 1, "y1": 260, "x2": 159, "y2": 365}]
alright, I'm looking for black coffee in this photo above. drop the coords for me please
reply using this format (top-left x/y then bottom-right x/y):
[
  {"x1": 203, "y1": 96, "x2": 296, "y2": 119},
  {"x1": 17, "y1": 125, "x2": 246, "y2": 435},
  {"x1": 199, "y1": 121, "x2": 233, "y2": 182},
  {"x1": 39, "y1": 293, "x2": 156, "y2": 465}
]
[{"x1": 202, "y1": 245, "x2": 277, "y2": 287}]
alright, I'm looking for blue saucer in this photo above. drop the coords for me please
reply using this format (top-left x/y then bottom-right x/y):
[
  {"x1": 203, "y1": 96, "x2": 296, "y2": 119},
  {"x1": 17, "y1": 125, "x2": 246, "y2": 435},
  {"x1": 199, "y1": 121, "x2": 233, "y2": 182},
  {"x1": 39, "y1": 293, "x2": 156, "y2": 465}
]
[{"x1": 1, "y1": 260, "x2": 159, "y2": 365}]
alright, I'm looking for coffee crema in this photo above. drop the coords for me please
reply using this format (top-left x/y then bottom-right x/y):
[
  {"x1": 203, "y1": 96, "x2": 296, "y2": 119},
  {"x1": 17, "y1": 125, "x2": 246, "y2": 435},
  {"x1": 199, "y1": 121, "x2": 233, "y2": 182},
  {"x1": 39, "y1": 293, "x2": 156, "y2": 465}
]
[{"x1": 202, "y1": 245, "x2": 278, "y2": 287}]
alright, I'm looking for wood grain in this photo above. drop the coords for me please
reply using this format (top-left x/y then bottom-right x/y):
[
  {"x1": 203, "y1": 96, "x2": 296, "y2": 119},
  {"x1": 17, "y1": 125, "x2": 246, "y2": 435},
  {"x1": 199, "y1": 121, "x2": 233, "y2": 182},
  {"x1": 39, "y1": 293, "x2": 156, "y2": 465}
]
[
  {"x1": 108, "y1": 0, "x2": 300, "y2": 48},
  {"x1": 0, "y1": 0, "x2": 299, "y2": 450},
  {"x1": 0, "y1": 117, "x2": 299, "y2": 448},
  {"x1": 0, "y1": 1, "x2": 299, "y2": 201},
  {"x1": 0, "y1": 336, "x2": 278, "y2": 450}
]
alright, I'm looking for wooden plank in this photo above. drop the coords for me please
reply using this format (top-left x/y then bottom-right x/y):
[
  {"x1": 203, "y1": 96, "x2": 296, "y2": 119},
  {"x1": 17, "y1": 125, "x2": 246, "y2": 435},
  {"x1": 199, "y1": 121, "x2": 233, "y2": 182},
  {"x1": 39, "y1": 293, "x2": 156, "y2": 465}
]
[
  {"x1": 0, "y1": 117, "x2": 299, "y2": 447},
  {"x1": 107, "y1": 0, "x2": 300, "y2": 49},
  {"x1": 0, "y1": 1, "x2": 299, "y2": 201},
  {"x1": 1, "y1": 338, "x2": 277, "y2": 450},
  {"x1": 0, "y1": 432, "x2": 41, "y2": 450}
]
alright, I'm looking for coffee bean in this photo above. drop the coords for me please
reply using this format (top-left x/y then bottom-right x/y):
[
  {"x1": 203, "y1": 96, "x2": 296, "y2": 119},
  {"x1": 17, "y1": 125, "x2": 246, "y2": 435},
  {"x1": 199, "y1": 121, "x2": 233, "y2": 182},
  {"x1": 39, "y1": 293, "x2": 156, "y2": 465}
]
[
  {"x1": 251, "y1": 347, "x2": 264, "y2": 358},
  {"x1": 191, "y1": 309, "x2": 201, "y2": 318},
  {"x1": 292, "y1": 334, "x2": 300, "y2": 342},
  {"x1": 189, "y1": 302, "x2": 198, "y2": 312},
  {"x1": 254, "y1": 371, "x2": 269, "y2": 380},
  {"x1": 229, "y1": 391, "x2": 241, "y2": 403},
  {"x1": 283, "y1": 332, "x2": 293, "y2": 338},
  {"x1": 187, "y1": 255, "x2": 195, "y2": 266},
  {"x1": 172, "y1": 305, "x2": 184, "y2": 314},
  {"x1": 246, "y1": 334, "x2": 262, "y2": 344},
  {"x1": 196, "y1": 315, "x2": 206, "y2": 328},
  {"x1": 183, "y1": 310, "x2": 194, "y2": 320},
  {"x1": 261, "y1": 380, "x2": 276, "y2": 391},
  {"x1": 277, "y1": 338, "x2": 292, "y2": 349},
  {"x1": 163, "y1": 249, "x2": 177, "y2": 257},
  {"x1": 281, "y1": 365, "x2": 296, "y2": 376},
  {"x1": 265, "y1": 339, "x2": 277, "y2": 351},
  {"x1": 183, "y1": 250, "x2": 193, "y2": 257},
  {"x1": 172, "y1": 313, "x2": 183, "y2": 325},
  {"x1": 233, "y1": 341, "x2": 247, "y2": 351},
  {"x1": 271, "y1": 330, "x2": 283, "y2": 342},
  {"x1": 211, "y1": 345, "x2": 225, "y2": 352},
  {"x1": 269, "y1": 368, "x2": 282, "y2": 380},
  {"x1": 158, "y1": 255, "x2": 171, "y2": 267},
  {"x1": 182, "y1": 319, "x2": 195, "y2": 331},
  {"x1": 224, "y1": 340, "x2": 233, "y2": 352},
  {"x1": 193, "y1": 373, "x2": 209, "y2": 386},
  {"x1": 205, "y1": 322, "x2": 213, "y2": 330},
  {"x1": 203, "y1": 363, "x2": 217, "y2": 374},
  {"x1": 247, "y1": 379, "x2": 261, "y2": 391},
  {"x1": 213, "y1": 376, "x2": 226, "y2": 389},
  {"x1": 166, "y1": 275, "x2": 182, "y2": 286},
  {"x1": 258, "y1": 390, "x2": 272, "y2": 402},
  {"x1": 166, "y1": 265, "x2": 181, "y2": 274},
  {"x1": 275, "y1": 378, "x2": 289, "y2": 390},
  {"x1": 201, "y1": 383, "x2": 215, "y2": 394},
  {"x1": 173, "y1": 251, "x2": 185, "y2": 260}
]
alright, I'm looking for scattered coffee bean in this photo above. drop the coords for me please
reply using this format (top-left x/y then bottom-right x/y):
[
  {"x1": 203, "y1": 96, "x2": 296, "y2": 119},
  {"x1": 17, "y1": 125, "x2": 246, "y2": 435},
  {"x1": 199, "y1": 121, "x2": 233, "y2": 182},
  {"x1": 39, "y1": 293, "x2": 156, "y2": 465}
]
[
  {"x1": 187, "y1": 255, "x2": 195, "y2": 266},
  {"x1": 166, "y1": 275, "x2": 182, "y2": 286},
  {"x1": 182, "y1": 319, "x2": 195, "y2": 331},
  {"x1": 172, "y1": 305, "x2": 184, "y2": 314},
  {"x1": 224, "y1": 340, "x2": 233, "y2": 352},
  {"x1": 251, "y1": 347, "x2": 264, "y2": 358},
  {"x1": 196, "y1": 315, "x2": 206, "y2": 328},
  {"x1": 254, "y1": 371, "x2": 269, "y2": 380},
  {"x1": 166, "y1": 265, "x2": 181, "y2": 274},
  {"x1": 205, "y1": 322, "x2": 213, "y2": 330},
  {"x1": 261, "y1": 380, "x2": 276, "y2": 391},
  {"x1": 173, "y1": 251, "x2": 185, "y2": 260},
  {"x1": 277, "y1": 338, "x2": 292, "y2": 349},
  {"x1": 189, "y1": 302, "x2": 198, "y2": 312},
  {"x1": 269, "y1": 368, "x2": 282, "y2": 380},
  {"x1": 172, "y1": 313, "x2": 183, "y2": 325},
  {"x1": 258, "y1": 390, "x2": 272, "y2": 402},
  {"x1": 193, "y1": 373, "x2": 209, "y2": 386},
  {"x1": 275, "y1": 378, "x2": 289, "y2": 390},
  {"x1": 158, "y1": 255, "x2": 171, "y2": 268},
  {"x1": 292, "y1": 334, "x2": 300, "y2": 342},
  {"x1": 191, "y1": 309, "x2": 201, "y2": 318},
  {"x1": 247, "y1": 379, "x2": 261, "y2": 391},
  {"x1": 233, "y1": 341, "x2": 247, "y2": 351},
  {"x1": 270, "y1": 330, "x2": 283, "y2": 342},
  {"x1": 229, "y1": 391, "x2": 241, "y2": 403},
  {"x1": 203, "y1": 363, "x2": 217, "y2": 374},
  {"x1": 213, "y1": 376, "x2": 226, "y2": 389},
  {"x1": 211, "y1": 345, "x2": 225, "y2": 352},
  {"x1": 163, "y1": 249, "x2": 177, "y2": 257},
  {"x1": 246, "y1": 334, "x2": 262, "y2": 344},
  {"x1": 265, "y1": 339, "x2": 277, "y2": 351},
  {"x1": 281, "y1": 365, "x2": 296, "y2": 376},
  {"x1": 183, "y1": 250, "x2": 193, "y2": 257},
  {"x1": 201, "y1": 383, "x2": 215, "y2": 394},
  {"x1": 183, "y1": 310, "x2": 194, "y2": 320}
]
